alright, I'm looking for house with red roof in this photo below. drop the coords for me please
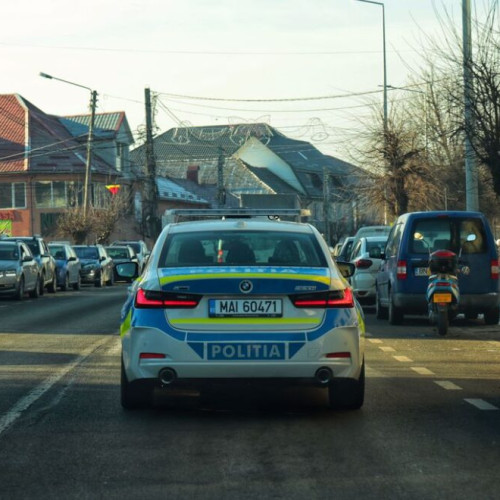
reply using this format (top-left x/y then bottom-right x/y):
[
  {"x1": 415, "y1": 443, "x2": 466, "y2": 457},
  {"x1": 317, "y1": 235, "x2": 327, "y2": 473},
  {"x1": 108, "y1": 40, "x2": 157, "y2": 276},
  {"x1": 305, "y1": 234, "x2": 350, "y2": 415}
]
[{"x1": 0, "y1": 94, "x2": 132, "y2": 237}]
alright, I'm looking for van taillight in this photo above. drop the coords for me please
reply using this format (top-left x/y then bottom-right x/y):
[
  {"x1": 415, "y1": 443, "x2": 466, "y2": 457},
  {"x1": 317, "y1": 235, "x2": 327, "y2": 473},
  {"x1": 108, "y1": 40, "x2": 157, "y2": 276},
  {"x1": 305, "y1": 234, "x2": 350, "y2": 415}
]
[
  {"x1": 135, "y1": 288, "x2": 201, "y2": 308},
  {"x1": 397, "y1": 260, "x2": 407, "y2": 280},
  {"x1": 491, "y1": 259, "x2": 499, "y2": 279},
  {"x1": 291, "y1": 288, "x2": 354, "y2": 308}
]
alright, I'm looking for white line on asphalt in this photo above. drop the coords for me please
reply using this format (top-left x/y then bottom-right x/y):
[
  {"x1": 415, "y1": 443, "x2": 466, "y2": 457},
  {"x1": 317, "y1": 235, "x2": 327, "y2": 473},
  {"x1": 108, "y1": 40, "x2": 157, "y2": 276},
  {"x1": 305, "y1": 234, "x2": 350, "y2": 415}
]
[
  {"x1": 379, "y1": 346, "x2": 396, "y2": 352},
  {"x1": 411, "y1": 367, "x2": 435, "y2": 375},
  {"x1": 435, "y1": 381, "x2": 462, "y2": 390},
  {"x1": 394, "y1": 355, "x2": 413, "y2": 362},
  {"x1": 368, "y1": 339, "x2": 383, "y2": 344},
  {"x1": 0, "y1": 337, "x2": 110, "y2": 438},
  {"x1": 464, "y1": 399, "x2": 499, "y2": 411}
]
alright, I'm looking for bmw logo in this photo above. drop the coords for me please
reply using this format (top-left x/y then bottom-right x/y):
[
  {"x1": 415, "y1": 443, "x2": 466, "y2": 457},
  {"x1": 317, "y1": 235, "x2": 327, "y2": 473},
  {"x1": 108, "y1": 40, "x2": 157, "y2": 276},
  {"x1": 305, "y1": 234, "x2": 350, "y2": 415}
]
[{"x1": 239, "y1": 280, "x2": 253, "y2": 293}]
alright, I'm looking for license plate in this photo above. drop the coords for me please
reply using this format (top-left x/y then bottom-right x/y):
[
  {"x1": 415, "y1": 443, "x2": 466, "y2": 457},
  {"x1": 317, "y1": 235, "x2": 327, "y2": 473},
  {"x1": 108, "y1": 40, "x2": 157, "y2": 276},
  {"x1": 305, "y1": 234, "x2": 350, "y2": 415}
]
[
  {"x1": 415, "y1": 267, "x2": 429, "y2": 276},
  {"x1": 433, "y1": 293, "x2": 452, "y2": 303},
  {"x1": 207, "y1": 342, "x2": 285, "y2": 360},
  {"x1": 209, "y1": 299, "x2": 282, "y2": 317}
]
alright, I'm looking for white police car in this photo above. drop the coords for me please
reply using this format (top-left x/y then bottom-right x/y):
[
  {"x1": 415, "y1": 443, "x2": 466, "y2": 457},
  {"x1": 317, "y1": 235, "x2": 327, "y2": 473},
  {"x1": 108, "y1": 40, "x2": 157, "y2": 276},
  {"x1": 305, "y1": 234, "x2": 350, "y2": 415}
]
[{"x1": 119, "y1": 210, "x2": 365, "y2": 410}]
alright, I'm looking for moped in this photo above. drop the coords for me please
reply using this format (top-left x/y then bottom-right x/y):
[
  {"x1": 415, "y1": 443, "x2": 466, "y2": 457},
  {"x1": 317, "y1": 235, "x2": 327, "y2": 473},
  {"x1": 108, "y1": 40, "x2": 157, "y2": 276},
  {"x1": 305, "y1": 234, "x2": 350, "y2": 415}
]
[{"x1": 415, "y1": 233, "x2": 476, "y2": 336}]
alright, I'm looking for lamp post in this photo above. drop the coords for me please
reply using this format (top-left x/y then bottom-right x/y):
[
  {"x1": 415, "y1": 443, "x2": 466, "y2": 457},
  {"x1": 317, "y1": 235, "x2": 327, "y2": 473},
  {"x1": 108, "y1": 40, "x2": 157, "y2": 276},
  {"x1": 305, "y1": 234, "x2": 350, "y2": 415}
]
[
  {"x1": 356, "y1": 0, "x2": 387, "y2": 223},
  {"x1": 39, "y1": 72, "x2": 97, "y2": 217}
]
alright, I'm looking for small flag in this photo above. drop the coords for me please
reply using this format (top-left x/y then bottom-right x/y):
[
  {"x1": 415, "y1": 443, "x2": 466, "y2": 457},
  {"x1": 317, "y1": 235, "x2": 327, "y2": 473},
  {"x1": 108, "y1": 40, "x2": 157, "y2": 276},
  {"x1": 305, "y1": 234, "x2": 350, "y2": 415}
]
[{"x1": 106, "y1": 184, "x2": 121, "y2": 195}]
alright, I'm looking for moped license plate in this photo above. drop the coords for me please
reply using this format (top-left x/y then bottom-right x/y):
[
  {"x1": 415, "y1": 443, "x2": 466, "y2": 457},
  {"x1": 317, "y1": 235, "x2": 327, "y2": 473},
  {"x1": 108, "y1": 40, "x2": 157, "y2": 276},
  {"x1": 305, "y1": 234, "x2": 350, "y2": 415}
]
[{"x1": 433, "y1": 293, "x2": 452, "y2": 303}]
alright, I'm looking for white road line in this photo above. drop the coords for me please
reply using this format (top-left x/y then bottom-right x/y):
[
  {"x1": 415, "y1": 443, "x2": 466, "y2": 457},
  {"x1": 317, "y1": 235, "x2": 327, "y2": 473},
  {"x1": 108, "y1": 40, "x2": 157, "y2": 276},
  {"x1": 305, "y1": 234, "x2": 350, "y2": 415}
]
[
  {"x1": 394, "y1": 355, "x2": 413, "y2": 362},
  {"x1": 464, "y1": 399, "x2": 499, "y2": 411},
  {"x1": 411, "y1": 367, "x2": 435, "y2": 375},
  {"x1": 368, "y1": 339, "x2": 383, "y2": 344},
  {"x1": 0, "y1": 337, "x2": 109, "y2": 438},
  {"x1": 435, "y1": 381, "x2": 462, "y2": 390},
  {"x1": 379, "y1": 346, "x2": 396, "y2": 352}
]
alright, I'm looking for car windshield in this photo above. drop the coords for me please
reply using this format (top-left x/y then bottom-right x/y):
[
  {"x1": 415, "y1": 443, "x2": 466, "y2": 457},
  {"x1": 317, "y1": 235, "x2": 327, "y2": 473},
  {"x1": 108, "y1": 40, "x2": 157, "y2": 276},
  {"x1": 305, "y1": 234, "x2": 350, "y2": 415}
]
[
  {"x1": 0, "y1": 244, "x2": 19, "y2": 261},
  {"x1": 74, "y1": 247, "x2": 99, "y2": 259},
  {"x1": 25, "y1": 242, "x2": 40, "y2": 256},
  {"x1": 159, "y1": 230, "x2": 326, "y2": 267},
  {"x1": 107, "y1": 248, "x2": 129, "y2": 259},
  {"x1": 49, "y1": 246, "x2": 65, "y2": 259}
]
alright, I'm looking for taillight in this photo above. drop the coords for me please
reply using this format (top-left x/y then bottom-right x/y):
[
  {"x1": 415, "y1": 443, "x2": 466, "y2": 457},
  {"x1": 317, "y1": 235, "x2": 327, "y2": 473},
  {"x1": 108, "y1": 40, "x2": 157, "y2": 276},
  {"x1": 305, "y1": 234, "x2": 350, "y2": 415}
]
[
  {"x1": 291, "y1": 288, "x2": 354, "y2": 308},
  {"x1": 491, "y1": 259, "x2": 499, "y2": 279},
  {"x1": 355, "y1": 258, "x2": 373, "y2": 269},
  {"x1": 135, "y1": 288, "x2": 201, "y2": 308},
  {"x1": 397, "y1": 260, "x2": 407, "y2": 280}
]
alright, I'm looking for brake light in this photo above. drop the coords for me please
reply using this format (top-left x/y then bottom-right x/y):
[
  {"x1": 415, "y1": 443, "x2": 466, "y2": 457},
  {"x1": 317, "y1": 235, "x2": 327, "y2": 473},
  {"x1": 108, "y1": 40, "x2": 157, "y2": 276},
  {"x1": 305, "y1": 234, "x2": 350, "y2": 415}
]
[
  {"x1": 397, "y1": 260, "x2": 407, "y2": 280},
  {"x1": 135, "y1": 288, "x2": 201, "y2": 308},
  {"x1": 326, "y1": 352, "x2": 351, "y2": 359},
  {"x1": 291, "y1": 288, "x2": 354, "y2": 308},
  {"x1": 355, "y1": 258, "x2": 373, "y2": 269},
  {"x1": 491, "y1": 259, "x2": 499, "y2": 279},
  {"x1": 139, "y1": 352, "x2": 166, "y2": 359}
]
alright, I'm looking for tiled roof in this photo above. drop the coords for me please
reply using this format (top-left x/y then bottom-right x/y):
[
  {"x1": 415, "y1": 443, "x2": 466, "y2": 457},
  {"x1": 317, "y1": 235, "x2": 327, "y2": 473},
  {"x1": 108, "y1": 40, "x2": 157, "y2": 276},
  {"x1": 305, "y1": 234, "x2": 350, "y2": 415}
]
[{"x1": 0, "y1": 94, "x2": 119, "y2": 176}]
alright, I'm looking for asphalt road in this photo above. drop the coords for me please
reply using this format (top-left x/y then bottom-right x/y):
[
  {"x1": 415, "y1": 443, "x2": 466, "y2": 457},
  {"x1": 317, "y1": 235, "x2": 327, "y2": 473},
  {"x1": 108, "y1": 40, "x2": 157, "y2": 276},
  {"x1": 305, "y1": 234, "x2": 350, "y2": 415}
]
[{"x1": 0, "y1": 289, "x2": 499, "y2": 499}]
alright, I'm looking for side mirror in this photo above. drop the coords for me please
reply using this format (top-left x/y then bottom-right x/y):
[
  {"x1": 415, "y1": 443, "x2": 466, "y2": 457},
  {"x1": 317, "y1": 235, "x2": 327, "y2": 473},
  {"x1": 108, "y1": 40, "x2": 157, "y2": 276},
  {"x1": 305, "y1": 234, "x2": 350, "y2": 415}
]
[
  {"x1": 22, "y1": 255, "x2": 33, "y2": 262},
  {"x1": 336, "y1": 261, "x2": 355, "y2": 279},
  {"x1": 116, "y1": 262, "x2": 139, "y2": 279}
]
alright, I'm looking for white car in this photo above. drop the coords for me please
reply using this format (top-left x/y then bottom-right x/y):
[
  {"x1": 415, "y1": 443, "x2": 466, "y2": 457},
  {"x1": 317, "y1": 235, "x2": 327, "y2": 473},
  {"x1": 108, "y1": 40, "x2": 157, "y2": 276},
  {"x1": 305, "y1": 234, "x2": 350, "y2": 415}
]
[
  {"x1": 349, "y1": 236, "x2": 388, "y2": 305},
  {"x1": 119, "y1": 210, "x2": 366, "y2": 410}
]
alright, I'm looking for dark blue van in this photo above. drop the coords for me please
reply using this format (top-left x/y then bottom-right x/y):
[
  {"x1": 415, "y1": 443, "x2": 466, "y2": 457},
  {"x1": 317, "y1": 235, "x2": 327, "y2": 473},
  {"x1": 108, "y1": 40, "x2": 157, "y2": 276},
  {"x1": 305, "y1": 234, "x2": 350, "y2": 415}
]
[{"x1": 375, "y1": 211, "x2": 500, "y2": 325}]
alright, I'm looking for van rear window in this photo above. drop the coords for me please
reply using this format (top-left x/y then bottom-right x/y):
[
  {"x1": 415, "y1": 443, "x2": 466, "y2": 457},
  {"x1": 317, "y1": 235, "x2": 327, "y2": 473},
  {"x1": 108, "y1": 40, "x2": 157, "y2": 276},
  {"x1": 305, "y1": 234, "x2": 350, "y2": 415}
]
[{"x1": 410, "y1": 217, "x2": 487, "y2": 254}]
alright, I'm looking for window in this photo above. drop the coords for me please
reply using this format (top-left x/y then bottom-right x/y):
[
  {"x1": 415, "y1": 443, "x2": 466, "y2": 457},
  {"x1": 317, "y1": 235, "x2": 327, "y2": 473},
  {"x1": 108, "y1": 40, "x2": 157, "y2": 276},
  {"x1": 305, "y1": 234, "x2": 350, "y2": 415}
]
[
  {"x1": 35, "y1": 181, "x2": 67, "y2": 208},
  {"x1": 0, "y1": 183, "x2": 26, "y2": 209}
]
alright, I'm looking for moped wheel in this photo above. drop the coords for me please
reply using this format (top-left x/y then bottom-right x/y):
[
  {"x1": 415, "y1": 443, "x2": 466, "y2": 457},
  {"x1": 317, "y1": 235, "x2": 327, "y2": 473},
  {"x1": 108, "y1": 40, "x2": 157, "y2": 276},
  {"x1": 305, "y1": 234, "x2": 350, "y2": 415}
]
[{"x1": 437, "y1": 308, "x2": 449, "y2": 336}]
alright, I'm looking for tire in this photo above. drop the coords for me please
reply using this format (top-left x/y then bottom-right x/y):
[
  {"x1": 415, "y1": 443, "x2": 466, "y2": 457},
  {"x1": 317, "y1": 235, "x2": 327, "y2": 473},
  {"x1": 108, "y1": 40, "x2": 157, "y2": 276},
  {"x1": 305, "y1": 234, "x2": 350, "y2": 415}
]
[
  {"x1": 465, "y1": 311, "x2": 478, "y2": 320},
  {"x1": 39, "y1": 273, "x2": 45, "y2": 296},
  {"x1": 375, "y1": 288, "x2": 388, "y2": 320},
  {"x1": 388, "y1": 290, "x2": 403, "y2": 325},
  {"x1": 121, "y1": 357, "x2": 152, "y2": 410},
  {"x1": 437, "y1": 307, "x2": 449, "y2": 336},
  {"x1": 95, "y1": 272, "x2": 104, "y2": 288},
  {"x1": 48, "y1": 273, "x2": 57, "y2": 294},
  {"x1": 28, "y1": 276, "x2": 40, "y2": 299},
  {"x1": 106, "y1": 270, "x2": 114, "y2": 287},
  {"x1": 73, "y1": 275, "x2": 81, "y2": 291},
  {"x1": 61, "y1": 273, "x2": 69, "y2": 291},
  {"x1": 14, "y1": 277, "x2": 25, "y2": 301},
  {"x1": 484, "y1": 306, "x2": 500, "y2": 325},
  {"x1": 328, "y1": 361, "x2": 365, "y2": 410}
]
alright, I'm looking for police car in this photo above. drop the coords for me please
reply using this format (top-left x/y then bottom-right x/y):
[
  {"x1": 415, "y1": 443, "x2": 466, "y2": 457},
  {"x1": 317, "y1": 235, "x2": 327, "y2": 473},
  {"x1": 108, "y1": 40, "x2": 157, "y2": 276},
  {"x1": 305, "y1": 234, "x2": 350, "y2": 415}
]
[{"x1": 119, "y1": 209, "x2": 365, "y2": 410}]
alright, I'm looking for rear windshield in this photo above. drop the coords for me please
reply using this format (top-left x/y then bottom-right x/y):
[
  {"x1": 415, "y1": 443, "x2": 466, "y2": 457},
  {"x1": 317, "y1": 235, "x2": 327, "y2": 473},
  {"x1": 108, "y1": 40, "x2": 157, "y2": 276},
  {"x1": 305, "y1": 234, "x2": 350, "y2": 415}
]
[
  {"x1": 159, "y1": 231, "x2": 327, "y2": 267},
  {"x1": 74, "y1": 247, "x2": 99, "y2": 259},
  {"x1": 0, "y1": 243, "x2": 18, "y2": 261},
  {"x1": 410, "y1": 217, "x2": 488, "y2": 254},
  {"x1": 107, "y1": 248, "x2": 129, "y2": 259}
]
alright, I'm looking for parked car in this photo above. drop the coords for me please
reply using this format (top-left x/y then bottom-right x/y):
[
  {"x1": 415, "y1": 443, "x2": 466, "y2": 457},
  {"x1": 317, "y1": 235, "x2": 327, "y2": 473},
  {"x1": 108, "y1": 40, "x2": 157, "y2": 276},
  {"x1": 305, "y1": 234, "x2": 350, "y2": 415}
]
[
  {"x1": 105, "y1": 245, "x2": 139, "y2": 282},
  {"x1": 48, "y1": 243, "x2": 81, "y2": 291},
  {"x1": 110, "y1": 240, "x2": 150, "y2": 273},
  {"x1": 336, "y1": 236, "x2": 356, "y2": 262},
  {"x1": 73, "y1": 244, "x2": 114, "y2": 287},
  {"x1": 375, "y1": 211, "x2": 500, "y2": 325},
  {"x1": 119, "y1": 209, "x2": 364, "y2": 410},
  {"x1": 0, "y1": 240, "x2": 40, "y2": 300},
  {"x1": 3, "y1": 236, "x2": 57, "y2": 295},
  {"x1": 349, "y1": 236, "x2": 388, "y2": 305}
]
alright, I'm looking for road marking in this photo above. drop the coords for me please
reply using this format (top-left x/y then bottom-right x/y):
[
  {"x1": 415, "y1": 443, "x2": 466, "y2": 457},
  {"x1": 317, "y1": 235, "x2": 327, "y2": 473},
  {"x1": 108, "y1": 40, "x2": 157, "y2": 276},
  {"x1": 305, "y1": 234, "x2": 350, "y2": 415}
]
[
  {"x1": 464, "y1": 399, "x2": 498, "y2": 411},
  {"x1": 394, "y1": 355, "x2": 413, "y2": 362},
  {"x1": 0, "y1": 337, "x2": 109, "y2": 438},
  {"x1": 411, "y1": 367, "x2": 435, "y2": 375},
  {"x1": 379, "y1": 346, "x2": 395, "y2": 352},
  {"x1": 435, "y1": 381, "x2": 462, "y2": 390},
  {"x1": 368, "y1": 339, "x2": 383, "y2": 344}
]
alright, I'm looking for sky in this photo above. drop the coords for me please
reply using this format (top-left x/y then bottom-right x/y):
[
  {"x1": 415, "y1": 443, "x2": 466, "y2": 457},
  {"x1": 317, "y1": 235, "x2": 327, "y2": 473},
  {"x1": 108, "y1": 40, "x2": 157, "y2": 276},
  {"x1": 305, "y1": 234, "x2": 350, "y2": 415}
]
[{"x1": 0, "y1": 0, "x2": 473, "y2": 159}]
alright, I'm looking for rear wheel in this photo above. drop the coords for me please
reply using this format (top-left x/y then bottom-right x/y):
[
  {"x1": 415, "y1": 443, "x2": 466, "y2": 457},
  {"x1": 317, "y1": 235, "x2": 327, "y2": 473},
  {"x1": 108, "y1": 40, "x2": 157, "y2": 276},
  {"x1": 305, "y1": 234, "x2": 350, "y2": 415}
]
[
  {"x1": 484, "y1": 306, "x2": 500, "y2": 325},
  {"x1": 328, "y1": 362, "x2": 365, "y2": 410},
  {"x1": 39, "y1": 273, "x2": 45, "y2": 296},
  {"x1": 388, "y1": 290, "x2": 403, "y2": 325},
  {"x1": 48, "y1": 273, "x2": 57, "y2": 293},
  {"x1": 14, "y1": 277, "x2": 25, "y2": 301},
  {"x1": 437, "y1": 307, "x2": 449, "y2": 336},
  {"x1": 375, "y1": 288, "x2": 388, "y2": 320},
  {"x1": 121, "y1": 357, "x2": 152, "y2": 410},
  {"x1": 73, "y1": 275, "x2": 81, "y2": 291},
  {"x1": 61, "y1": 273, "x2": 69, "y2": 291},
  {"x1": 28, "y1": 276, "x2": 40, "y2": 298}
]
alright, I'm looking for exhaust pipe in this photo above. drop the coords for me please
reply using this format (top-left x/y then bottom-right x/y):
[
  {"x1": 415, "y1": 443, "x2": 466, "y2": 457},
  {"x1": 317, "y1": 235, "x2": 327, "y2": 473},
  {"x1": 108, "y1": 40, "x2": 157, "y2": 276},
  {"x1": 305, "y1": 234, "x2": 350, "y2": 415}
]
[
  {"x1": 315, "y1": 367, "x2": 333, "y2": 385},
  {"x1": 159, "y1": 368, "x2": 177, "y2": 386}
]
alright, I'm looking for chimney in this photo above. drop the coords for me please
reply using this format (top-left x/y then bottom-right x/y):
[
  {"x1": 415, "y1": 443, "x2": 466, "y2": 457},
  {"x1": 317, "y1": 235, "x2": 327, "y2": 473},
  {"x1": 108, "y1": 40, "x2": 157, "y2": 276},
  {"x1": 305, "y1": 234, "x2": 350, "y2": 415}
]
[{"x1": 187, "y1": 165, "x2": 199, "y2": 184}]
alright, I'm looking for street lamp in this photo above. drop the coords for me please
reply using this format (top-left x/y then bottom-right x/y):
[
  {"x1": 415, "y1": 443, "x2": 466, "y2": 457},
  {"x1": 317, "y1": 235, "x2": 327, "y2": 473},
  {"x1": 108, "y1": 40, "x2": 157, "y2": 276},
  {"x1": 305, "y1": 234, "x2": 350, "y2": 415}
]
[{"x1": 39, "y1": 72, "x2": 97, "y2": 217}]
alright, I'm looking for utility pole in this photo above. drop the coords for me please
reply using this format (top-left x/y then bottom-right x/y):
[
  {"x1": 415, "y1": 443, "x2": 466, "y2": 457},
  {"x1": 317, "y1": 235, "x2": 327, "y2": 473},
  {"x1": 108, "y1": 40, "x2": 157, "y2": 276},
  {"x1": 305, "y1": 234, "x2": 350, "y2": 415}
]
[
  {"x1": 463, "y1": 0, "x2": 479, "y2": 211},
  {"x1": 323, "y1": 166, "x2": 331, "y2": 245},
  {"x1": 144, "y1": 88, "x2": 159, "y2": 239},
  {"x1": 217, "y1": 146, "x2": 226, "y2": 207},
  {"x1": 83, "y1": 90, "x2": 97, "y2": 218}
]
